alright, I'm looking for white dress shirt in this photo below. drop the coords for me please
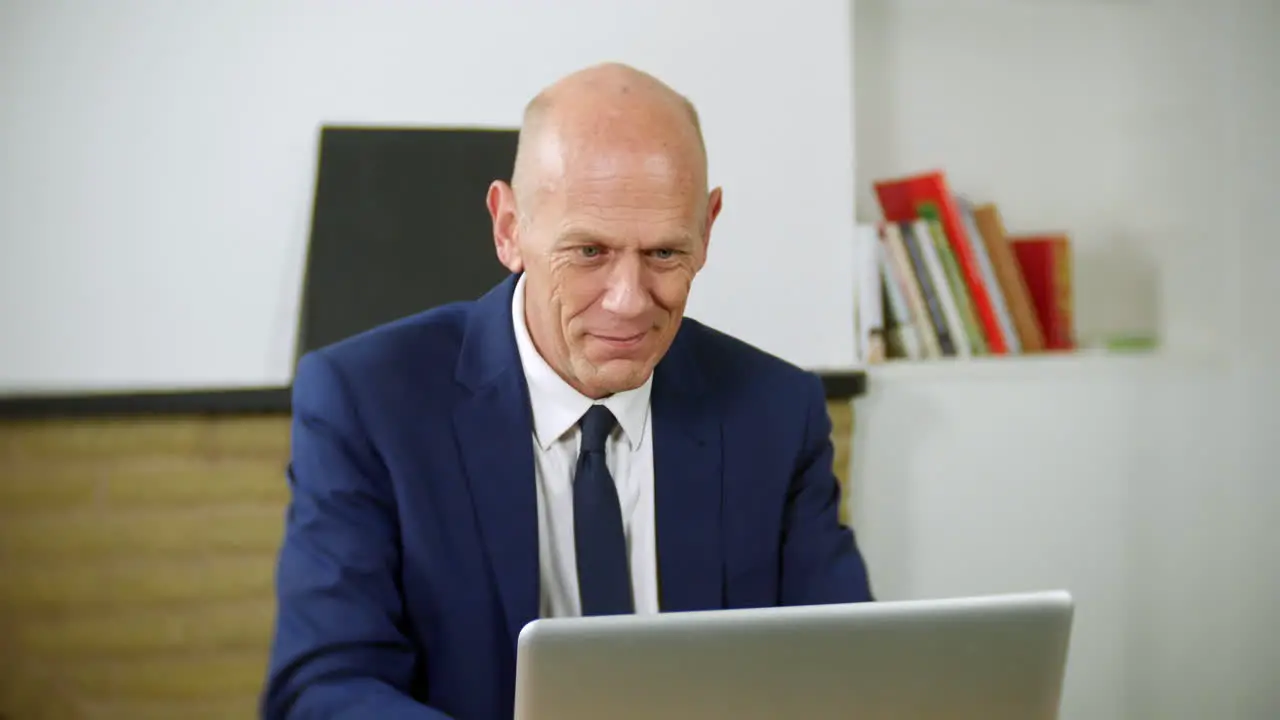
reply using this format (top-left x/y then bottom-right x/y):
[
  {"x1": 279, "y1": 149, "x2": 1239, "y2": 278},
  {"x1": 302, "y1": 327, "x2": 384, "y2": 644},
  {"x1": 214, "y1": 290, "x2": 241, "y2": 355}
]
[{"x1": 510, "y1": 273, "x2": 660, "y2": 618}]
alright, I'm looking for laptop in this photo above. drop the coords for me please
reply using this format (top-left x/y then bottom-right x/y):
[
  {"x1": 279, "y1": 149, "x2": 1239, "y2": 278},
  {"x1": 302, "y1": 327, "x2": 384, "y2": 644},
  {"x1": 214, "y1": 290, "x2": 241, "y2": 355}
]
[{"x1": 514, "y1": 590, "x2": 1074, "y2": 720}]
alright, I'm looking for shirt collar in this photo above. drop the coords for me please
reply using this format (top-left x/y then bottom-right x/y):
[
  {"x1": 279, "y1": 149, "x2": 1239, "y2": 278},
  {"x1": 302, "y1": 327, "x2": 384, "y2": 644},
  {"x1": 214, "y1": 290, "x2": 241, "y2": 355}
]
[{"x1": 511, "y1": 273, "x2": 652, "y2": 452}]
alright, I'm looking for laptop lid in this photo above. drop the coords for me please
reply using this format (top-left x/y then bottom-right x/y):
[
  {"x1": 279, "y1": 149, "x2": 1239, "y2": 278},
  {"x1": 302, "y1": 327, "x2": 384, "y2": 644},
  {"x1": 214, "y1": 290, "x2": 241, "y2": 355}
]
[{"x1": 514, "y1": 590, "x2": 1074, "y2": 720}]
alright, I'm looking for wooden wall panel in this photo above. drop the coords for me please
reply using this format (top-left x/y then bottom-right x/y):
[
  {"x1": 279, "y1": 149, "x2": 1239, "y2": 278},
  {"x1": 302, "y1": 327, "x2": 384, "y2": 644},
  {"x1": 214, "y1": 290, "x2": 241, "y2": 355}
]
[{"x1": 0, "y1": 403, "x2": 854, "y2": 718}]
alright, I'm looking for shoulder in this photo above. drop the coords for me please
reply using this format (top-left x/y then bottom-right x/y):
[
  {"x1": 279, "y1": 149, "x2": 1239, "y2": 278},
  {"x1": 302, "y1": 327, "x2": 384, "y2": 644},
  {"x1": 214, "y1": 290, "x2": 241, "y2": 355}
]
[
  {"x1": 676, "y1": 318, "x2": 825, "y2": 406},
  {"x1": 316, "y1": 302, "x2": 470, "y2": 375},
  {"x1": 292, "y1": 301, "x2": 473, "y2": 412},
  {"x1": 673, "y1": 319, "x2": 831, "y2": 462}
]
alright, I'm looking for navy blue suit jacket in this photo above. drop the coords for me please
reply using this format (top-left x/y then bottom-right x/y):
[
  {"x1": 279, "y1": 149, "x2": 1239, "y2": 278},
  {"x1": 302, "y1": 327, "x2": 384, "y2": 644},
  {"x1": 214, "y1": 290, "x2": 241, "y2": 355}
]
[{"x1": 263, "y1": 274, "x2": 873, "y2": 719}]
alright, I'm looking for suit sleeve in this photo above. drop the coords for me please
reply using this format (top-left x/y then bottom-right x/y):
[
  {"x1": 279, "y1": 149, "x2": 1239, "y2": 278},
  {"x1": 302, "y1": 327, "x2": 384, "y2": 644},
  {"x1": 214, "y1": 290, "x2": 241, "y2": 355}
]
[
  {"x1": 261, "y1": 352, "x2": 451, "y2": 720},
  {"x1": 778, "y1": 373, "x2": 876, "y2": 605}
]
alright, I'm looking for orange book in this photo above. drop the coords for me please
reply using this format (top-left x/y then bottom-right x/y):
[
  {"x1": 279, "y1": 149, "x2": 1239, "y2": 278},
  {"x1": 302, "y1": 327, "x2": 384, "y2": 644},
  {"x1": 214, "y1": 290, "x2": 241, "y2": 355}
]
[
  {"x1": 873, "y1": 171, "x2": 1009, "y2": 354},
  {"x1": 1010, "y1": 235, "x2": 1074, "y2": 351},
  {"x1": 972, "y1": 204, "x2": 1046, "y2": 353}
]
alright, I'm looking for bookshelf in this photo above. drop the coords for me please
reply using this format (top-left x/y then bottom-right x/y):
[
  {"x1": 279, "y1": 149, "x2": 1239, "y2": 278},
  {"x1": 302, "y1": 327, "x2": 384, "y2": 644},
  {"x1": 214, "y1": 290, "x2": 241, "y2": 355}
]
[
  {"x1": 861, "y1": 348, "x2": 1161, "y2": 382},
  {"x1": 850, "y1": 0, "x2": 1242, "y2": 367},
  {"x1": 846, "y1": 2, "x2": 1276, "y2": 718}
]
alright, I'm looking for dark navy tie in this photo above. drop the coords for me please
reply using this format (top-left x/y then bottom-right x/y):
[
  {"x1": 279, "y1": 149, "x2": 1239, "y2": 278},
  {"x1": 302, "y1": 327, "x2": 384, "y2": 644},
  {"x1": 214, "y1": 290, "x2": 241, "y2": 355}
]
[{"x1": 574, "y1": 404, "x2": 634, "y2": 616}]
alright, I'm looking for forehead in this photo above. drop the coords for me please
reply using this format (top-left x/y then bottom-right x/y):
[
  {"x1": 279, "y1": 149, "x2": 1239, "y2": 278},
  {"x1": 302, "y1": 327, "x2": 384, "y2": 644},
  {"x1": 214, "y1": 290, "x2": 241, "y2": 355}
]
[{"x1": 542, "y1": 149, "x2": 702, "y2": 233}]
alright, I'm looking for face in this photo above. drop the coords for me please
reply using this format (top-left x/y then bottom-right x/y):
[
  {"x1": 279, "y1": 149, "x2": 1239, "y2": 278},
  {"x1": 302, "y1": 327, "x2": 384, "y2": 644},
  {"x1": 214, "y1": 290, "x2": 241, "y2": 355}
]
[{"x1": 488, "y1": 146, "x2": 722, "y2": 399}]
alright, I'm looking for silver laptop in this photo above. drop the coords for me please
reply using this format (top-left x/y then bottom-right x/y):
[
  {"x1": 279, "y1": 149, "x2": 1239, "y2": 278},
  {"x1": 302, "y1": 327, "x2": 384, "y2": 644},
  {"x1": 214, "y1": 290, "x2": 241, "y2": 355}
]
[{"x1": 514, "y1": 590, "x2": 1074, "y2": 720}]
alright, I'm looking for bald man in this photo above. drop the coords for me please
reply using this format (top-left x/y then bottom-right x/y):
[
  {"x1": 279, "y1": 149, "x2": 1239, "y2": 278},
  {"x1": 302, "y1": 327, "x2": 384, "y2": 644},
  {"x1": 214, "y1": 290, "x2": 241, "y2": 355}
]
[{"x1": 263, "y1": 63, "x2": 873, "y2": 720}]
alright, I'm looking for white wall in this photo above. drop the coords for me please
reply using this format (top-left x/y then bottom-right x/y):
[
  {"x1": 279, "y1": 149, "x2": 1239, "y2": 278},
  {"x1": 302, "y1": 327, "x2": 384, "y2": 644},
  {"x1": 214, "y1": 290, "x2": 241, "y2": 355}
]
[
  {"x1": 1233, "y1": 4, "x2": 1280, "y2": 716},
  {"x1": 0, "y1": 0, "x2": 858, "y2": 394},
  {"x1": 849, "y1": 1, "x2": 1279, "y2": 718}
]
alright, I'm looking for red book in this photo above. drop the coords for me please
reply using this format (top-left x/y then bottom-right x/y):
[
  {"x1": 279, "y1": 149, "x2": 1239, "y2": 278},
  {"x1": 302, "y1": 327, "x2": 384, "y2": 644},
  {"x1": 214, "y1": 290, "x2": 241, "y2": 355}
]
[
  {"x1": 873, "y1": 171, "x2": 1008, "y2": 354},
  {"x1": 1010, "y1": 235, "x2": 1074, "y2": 351}
]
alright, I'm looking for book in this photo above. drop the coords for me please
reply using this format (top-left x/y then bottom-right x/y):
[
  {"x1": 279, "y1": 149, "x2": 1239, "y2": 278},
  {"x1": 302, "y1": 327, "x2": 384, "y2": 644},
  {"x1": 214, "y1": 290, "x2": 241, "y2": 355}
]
[
  {"x1": 881, "y1": 223, "x2": 942, "y2": 359},
  {"x1": 875, "y1": 230, "x2": 922, "y2": 360},
  {"x1": 955, "y1": 197, "x2": 1021, "y2": 353},
  {"x1": 853, "y1": 224, "x2": 887, "y2": 364},
  {"x1": 919, "y1": 210, "x2": 988, "y2": 355},
  {"x1": 971, "y1": 203, "x2": 1047, "y2": 353},
  {"x1": 1010, "y1": 235, "x2": 1074, "y2": 351},
  {"x1": 911, "y1": 219, "x2": 972, "y2": 357},
  {"x1": 898, "y1": 221, "x2": 956, "y2": 357}
]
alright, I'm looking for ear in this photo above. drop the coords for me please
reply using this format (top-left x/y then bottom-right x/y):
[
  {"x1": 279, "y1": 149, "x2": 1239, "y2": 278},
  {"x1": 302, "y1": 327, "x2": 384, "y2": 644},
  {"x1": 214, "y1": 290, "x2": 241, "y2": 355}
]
[
  {"x1": 695, "y1": 187, "x2": 723, "y2": 271},
  {"x1": 487, "y1": 180, "x2": 524, "y2": 273}
]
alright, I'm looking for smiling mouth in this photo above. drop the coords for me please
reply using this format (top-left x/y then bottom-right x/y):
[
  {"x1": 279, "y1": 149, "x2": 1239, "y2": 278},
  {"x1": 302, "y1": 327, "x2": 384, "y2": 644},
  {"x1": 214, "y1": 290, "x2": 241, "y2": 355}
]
[{"x1": 591, "y1": 331, "x2": 647, "y2": 348}]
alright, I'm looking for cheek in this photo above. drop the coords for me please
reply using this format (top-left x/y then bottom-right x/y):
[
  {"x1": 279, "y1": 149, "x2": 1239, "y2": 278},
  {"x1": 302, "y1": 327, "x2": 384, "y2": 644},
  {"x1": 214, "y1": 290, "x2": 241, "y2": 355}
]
[
  {"x1": 554, "y1": 271, "x2": 605, "y2": 330},
  {"x1": 650, "y1": 269, "x2": 694, "y2": 312}
]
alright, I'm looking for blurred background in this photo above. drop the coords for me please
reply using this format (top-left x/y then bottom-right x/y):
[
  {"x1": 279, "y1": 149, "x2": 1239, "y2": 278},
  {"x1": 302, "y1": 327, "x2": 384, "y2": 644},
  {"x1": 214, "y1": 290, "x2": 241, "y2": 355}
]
[{"x1": 0, "y1": 1, "x2": 1276, "y2": 718}]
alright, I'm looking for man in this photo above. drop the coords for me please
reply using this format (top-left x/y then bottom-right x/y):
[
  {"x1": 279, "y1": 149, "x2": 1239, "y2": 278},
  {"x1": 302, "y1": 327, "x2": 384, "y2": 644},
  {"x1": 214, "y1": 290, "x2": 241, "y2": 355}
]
[{"x1": 263, "y1": 63, "x2": 873, "y2": 720}]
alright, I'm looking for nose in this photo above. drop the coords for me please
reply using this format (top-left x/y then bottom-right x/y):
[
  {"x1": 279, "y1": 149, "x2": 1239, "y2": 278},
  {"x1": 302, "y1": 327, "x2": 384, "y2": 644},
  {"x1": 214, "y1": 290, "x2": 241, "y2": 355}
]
[{"x1": 600, "y1": 253, "x2": 653, "y2": 320}]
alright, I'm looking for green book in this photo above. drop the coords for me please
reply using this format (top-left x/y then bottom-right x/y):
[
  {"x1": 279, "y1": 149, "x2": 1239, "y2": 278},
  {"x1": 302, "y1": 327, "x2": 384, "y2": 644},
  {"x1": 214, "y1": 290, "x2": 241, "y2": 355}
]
[{"x1": 917, "y1": 203, "x2": 988, "y2": 354}]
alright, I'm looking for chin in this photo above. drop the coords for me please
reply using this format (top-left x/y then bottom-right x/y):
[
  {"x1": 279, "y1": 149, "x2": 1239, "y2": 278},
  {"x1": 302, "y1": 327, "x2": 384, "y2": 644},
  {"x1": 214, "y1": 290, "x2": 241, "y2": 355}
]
[{"x1": 578, "y1": 359, "x2": 653, "y2": 396}]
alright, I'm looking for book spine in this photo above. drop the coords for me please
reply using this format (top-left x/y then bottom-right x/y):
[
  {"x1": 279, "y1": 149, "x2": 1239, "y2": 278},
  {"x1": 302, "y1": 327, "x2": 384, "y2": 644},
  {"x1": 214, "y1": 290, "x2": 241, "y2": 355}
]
[
  {"x1": 876, "y1": 232, "x2": 922, "y2": 359},
  {"x1": 972, "y1": 204, "x2": 1047, "y2": 353},
  {"x1": 883, "y1": 224, "x2": 942, "y2": 358},
  {"x1": 956, "y1": 197, "x2": 1021, "y2": 354},
  {"x1": 898, "y1": 221, "x2": 956, "y2": 357},
  {"x1": 926, "y1": 216, "x2": 988, "y2": 355},
  {"x1": 912, "y1": 219, "x2": 971, "y2": 357},
  {"x1": 1011, "y1": 235, "x2": 1075, "y2": 351}
]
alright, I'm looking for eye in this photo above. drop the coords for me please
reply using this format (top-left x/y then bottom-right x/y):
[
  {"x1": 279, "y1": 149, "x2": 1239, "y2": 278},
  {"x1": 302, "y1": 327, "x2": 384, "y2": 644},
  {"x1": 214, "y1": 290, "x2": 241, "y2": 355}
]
[
  {"x1": 651, "y1": 249, "x2": 676, "y2": 260},
  {"x1": 579, "y1": 246, "x2": 602, "y2": 258}
]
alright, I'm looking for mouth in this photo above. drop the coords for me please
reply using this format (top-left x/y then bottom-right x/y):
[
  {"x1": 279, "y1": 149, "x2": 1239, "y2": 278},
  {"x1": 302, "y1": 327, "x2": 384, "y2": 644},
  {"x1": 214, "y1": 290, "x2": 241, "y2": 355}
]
[{"x1": 589, "y1": 331, "x2": 648, "y2": 350}]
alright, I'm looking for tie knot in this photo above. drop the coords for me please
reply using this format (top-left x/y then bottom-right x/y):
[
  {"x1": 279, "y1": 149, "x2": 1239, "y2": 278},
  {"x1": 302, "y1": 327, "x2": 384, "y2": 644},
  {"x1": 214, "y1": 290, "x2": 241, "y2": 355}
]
[{"x1": 579, "y1": 405, "x2": 617, "y2": 454}]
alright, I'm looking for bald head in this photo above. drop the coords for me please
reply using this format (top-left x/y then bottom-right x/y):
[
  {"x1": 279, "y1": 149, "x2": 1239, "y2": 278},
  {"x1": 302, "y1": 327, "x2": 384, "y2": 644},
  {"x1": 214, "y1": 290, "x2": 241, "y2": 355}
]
[
  {"x1": 510, "y1": 63, "x2": 709, "y2": 216},
  {"x1": 486, "y1": 62, "x2": 723, "y2": 399}
]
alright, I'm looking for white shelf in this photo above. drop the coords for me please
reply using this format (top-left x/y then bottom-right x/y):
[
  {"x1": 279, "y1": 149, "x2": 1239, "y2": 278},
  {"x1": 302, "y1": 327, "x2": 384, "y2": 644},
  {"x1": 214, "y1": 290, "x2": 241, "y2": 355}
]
[{"x1": 858, "y1": 348, "x2": 1189, "y2": 385}]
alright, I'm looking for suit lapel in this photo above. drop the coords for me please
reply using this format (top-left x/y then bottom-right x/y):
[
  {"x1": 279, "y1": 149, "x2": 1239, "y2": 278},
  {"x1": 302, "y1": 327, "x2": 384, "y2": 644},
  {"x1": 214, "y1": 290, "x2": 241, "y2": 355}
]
[
  {"x1": 652, "y1": 332, "x2": 725, "y2": 612},
  {"x1": 452, "y1": 276, "x2": 725, "y2": 627},
  {"x1": 453, "y1": 275, "x2": 539, "y2": 643}
]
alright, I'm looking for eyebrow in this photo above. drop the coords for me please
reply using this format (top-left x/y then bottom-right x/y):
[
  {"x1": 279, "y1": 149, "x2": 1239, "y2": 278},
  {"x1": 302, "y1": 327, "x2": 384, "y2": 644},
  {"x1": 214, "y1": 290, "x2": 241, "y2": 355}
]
[
  {"x1": 555, "y1": 230, "x2": 699, "y2": 249},
  {"x1": 555, "y1": 230, "x2": 606, "y2": 246}
]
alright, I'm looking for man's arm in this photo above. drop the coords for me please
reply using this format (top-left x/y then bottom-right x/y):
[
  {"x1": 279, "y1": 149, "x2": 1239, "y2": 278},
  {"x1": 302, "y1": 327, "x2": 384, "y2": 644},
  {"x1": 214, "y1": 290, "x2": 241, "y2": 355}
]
[
  {"x1": 778, "y1": 373, "x2": 875, "y2": 606},
  {"x1": 261, "y1": 352, "x2": 449, "y2": 720}
]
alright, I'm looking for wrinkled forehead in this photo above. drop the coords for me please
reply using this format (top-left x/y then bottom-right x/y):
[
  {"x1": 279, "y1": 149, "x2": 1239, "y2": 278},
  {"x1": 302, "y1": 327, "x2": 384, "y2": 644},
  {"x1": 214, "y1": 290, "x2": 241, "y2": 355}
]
[
  {"x1": 565, "y1": 143, "x2": 701, "y2": 194},
  {"x1": 528, "y1": 128, "x2": 705, "y2": 217},
  {"x1": 543, "y1": 150, "x2": 704, "y2": 237}
]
